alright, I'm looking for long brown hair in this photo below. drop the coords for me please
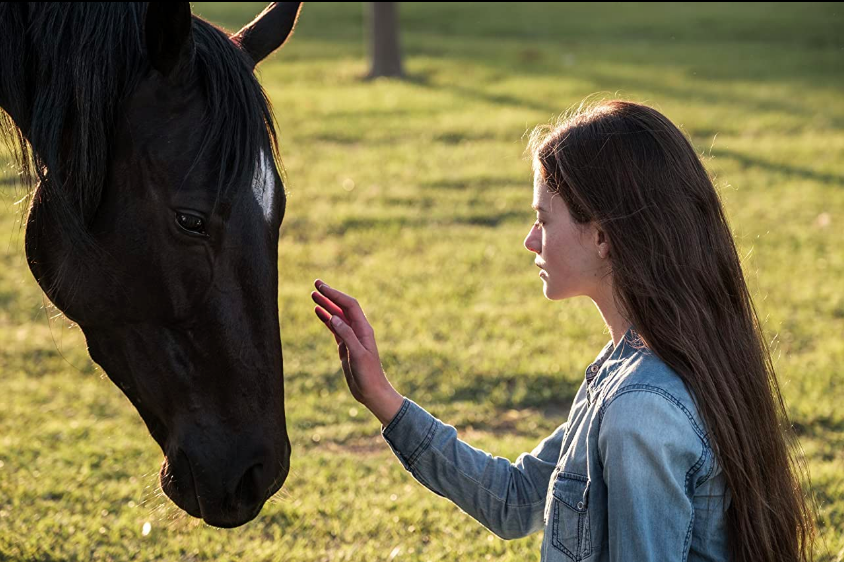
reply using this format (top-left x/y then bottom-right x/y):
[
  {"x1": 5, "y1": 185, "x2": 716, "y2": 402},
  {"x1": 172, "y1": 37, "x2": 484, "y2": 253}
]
[{"x1": 529, "y1": 98, "x2": 815, "y2": 562}]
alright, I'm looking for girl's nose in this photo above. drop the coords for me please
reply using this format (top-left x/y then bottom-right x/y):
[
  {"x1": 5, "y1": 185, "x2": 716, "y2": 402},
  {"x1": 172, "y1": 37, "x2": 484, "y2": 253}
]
[{"x1": 524, "y1": 225, "x2": 541, "y2": 254}]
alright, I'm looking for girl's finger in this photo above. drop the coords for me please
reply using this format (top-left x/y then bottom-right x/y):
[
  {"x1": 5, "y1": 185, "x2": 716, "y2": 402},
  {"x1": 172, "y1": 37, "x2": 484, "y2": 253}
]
[
  {"x1": 329, "y1": 314, "x2": 365, "y2": 356},
  {"x1": 311, "y1": 290, "x2": 347, "y2": 322},
  {"x1": 314, "y1": 306, "x2": 341, "y2": 345},
  {"x1": 315, "y1": 305, "x2": 330, "y2": 324},
  {"x1": 314, "y1": 280, "x2": 369, "y2": 326}
]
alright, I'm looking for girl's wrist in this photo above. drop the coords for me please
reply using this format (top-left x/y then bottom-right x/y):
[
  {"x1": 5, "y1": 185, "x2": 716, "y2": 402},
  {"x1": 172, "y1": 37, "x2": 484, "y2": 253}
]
[{"x1": 366, "y1": 384, "x2": 404, "y2": 426}]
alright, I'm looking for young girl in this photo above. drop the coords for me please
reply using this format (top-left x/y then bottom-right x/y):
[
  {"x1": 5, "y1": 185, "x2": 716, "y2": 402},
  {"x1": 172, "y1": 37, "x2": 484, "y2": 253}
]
[{"x1": 311, "y1": 100, "x2": 815, "y2": 562}]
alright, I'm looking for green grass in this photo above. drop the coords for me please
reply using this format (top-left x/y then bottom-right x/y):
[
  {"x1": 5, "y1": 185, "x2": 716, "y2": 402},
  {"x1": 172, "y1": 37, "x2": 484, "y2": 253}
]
[{"x1": 1, "y1": 2, "x2": 842, "y2": 560}]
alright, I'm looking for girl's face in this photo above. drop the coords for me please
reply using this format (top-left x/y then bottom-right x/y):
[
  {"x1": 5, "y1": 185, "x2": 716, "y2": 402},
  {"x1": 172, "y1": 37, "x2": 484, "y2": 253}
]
[{"x1": 523, "y1": 169, "x2": 608, "y2": 301}]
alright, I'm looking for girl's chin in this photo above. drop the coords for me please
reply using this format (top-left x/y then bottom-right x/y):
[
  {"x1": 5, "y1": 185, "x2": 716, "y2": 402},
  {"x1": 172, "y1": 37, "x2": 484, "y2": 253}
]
[
  {"x1": 541, "y1": 280, "x2": 556, "y2": 300},
  {"x1": 542, "y1": 280, "x2": 571, "y2": 301}
]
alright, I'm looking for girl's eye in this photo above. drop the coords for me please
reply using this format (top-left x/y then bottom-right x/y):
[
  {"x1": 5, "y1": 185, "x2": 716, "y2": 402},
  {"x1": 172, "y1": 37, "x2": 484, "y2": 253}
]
[{"x1": 176, "y1": 212, "x2": 207, "y2": 236}]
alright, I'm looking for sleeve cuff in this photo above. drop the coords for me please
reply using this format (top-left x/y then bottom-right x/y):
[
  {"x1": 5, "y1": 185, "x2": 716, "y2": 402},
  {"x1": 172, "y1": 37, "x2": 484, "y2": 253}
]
[{"x1": 381, "y1": 397, "x2": 439, "y2": 470}]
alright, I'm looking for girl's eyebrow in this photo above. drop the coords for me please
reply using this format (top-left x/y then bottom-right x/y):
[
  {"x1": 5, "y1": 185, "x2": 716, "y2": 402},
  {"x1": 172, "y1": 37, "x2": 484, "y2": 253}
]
[{"x1": 532, "y1": 203, "x2": 548, "y2": 213}]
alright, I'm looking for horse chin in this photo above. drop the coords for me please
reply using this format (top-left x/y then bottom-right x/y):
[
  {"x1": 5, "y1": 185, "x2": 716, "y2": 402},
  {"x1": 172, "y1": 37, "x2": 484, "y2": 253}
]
[{"x1": 203, "y1": 505, "x2": 264, "y2": 529}]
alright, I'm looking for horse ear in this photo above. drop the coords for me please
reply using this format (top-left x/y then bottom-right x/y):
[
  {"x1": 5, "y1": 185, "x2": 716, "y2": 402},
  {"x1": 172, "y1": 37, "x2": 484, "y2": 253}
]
[
  {"x1": 231, "y1": 2, "x2": 303, "y2": 68},
  {"x1": 145, "y1": 2, "x2": 194, "y2": 77}
]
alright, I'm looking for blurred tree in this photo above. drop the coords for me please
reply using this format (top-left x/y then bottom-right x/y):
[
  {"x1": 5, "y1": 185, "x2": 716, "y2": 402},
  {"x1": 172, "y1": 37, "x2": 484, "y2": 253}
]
[{"x1": 367, "y1": 2, "x2": 403, "y2": 78}]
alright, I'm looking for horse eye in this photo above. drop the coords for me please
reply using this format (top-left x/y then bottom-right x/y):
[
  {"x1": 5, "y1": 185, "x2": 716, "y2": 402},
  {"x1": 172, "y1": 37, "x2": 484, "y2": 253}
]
[{"x1": 176, "y1": 212, "x2": 207, "y2": 235}]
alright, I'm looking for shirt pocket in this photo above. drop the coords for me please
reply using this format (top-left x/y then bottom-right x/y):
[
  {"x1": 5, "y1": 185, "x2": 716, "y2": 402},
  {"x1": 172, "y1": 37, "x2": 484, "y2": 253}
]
[{"x1": 550, "y1": 472, "x2": 593, "y2": 561}]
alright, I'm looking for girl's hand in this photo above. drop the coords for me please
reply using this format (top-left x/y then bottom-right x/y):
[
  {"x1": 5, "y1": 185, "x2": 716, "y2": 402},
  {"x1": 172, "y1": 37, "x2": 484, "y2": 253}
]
[{"x1": 311, "y1": 279, "x2": 404, "y2": 426}]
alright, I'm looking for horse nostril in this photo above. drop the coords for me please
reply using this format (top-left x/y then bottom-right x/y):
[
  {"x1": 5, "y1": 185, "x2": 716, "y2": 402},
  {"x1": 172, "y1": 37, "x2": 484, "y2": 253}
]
[{"x1": 232, "y1": 463, "x2": 264, "y2": 507}]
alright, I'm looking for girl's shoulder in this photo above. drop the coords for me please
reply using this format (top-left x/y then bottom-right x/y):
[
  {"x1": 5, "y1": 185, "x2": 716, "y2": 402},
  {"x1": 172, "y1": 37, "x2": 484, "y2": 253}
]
[{"x1": 595, "y1": 341, "x2": 711, "y2": 450}]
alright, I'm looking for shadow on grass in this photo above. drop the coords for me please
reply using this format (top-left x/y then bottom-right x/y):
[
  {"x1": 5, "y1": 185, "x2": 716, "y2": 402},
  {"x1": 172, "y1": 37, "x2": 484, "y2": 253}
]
[
  {"x1": 421, "y1": 176, "x2": 518, "y2": 190},
  {"x1": 711, "y1": 148, "x2": 844, "y2": 186},
  {"x1": 326, "y1": 209, "x2": 526, "y2": 235},
  {"x1": 404, "y1": 72, "x2": 561, "y2": 115},
  {"x1": 792, "y1": 415, "x2": 844, "y2": 443}
]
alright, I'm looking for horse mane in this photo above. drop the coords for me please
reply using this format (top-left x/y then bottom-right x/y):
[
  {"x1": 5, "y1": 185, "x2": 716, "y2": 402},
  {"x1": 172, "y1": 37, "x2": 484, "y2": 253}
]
[{"x1": 0, "y1": 3, "x2": 279, "y2": 238}]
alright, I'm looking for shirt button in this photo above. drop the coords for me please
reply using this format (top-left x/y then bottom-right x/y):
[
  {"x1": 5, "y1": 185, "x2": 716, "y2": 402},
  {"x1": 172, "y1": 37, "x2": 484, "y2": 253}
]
[{"x1": 577, "y1": 501, "x2": 584, "y2": 509}]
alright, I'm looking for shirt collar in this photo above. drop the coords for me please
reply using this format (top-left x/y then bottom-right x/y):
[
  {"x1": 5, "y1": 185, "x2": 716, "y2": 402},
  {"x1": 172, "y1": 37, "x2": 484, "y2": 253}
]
[{"x1": 585, "y1": 325, "x2": 643, "y2": 390}]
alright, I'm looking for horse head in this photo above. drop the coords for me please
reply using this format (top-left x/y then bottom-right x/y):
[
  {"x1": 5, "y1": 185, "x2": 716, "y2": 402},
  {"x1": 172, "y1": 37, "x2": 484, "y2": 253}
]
[{"x1": 0, "y1": 2, "x2": 302, "y2": 528}]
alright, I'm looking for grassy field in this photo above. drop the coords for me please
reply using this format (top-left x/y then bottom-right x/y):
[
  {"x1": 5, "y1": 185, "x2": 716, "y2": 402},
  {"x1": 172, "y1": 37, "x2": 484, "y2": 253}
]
[{"x1": 1, "y1": 2, "x2": 842, "y2": 560}]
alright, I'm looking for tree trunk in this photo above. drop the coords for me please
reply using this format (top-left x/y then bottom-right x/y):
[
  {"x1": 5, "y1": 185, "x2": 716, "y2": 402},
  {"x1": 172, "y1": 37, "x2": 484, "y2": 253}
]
[{"x1": 367, "y1": 2, "x2": 403, "y2": 79}]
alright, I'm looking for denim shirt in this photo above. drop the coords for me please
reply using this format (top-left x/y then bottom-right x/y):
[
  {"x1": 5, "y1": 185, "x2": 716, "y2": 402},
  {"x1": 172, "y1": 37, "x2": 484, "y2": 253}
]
[{"x1": 381, "y1": 328, "x2": 731, "y2": 561}]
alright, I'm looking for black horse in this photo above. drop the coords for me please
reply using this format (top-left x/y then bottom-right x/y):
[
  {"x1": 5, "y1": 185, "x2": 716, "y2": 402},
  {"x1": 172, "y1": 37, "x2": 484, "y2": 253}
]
[{"x1": 0, "y1": 2, "x2": 301, "y2": 528}]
